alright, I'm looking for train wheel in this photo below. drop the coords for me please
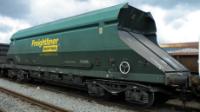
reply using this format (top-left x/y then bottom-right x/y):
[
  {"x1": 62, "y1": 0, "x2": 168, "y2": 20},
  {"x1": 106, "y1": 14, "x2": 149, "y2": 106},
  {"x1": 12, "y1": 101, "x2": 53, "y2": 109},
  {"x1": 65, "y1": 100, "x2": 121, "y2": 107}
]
[
  {"x1": 87, "y1": 81, "x2": 108, "y2": 98},
  {"x1": 125, "y1": 87, "x2": 155, "y2": 107},
  {"x1": 0, "y1": 69, "x2": 7, "y2": 77},
  {"x1": 8, "y1": 69, "x2": 17, "y2": 79},
  {"x1": 153, "y1": 92, "x2": 169, "y2": 105},
  {"x1": 192, "y1": 86, "x2": 200, "y2": 98},
  {"x1": 0, "y1": 69, "x2": 4, "y2": 77},
  {"x1": 16, "y1": 70, "x2": 29, "y2": 82}
]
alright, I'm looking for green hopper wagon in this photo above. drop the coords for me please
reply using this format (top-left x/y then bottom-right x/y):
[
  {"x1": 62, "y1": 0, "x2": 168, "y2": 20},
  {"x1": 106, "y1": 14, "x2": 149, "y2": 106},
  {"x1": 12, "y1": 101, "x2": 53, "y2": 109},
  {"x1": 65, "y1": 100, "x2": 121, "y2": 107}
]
[{"x1": 3, "y1": 3, "x2": 190, "y2": 106}]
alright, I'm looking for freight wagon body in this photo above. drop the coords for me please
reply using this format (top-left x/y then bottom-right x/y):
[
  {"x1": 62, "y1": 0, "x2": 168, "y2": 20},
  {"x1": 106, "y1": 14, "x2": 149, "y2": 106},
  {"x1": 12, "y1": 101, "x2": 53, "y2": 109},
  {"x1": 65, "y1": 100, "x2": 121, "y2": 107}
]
[{"x1": 4, "y1": 3, "x2": 190, "y2": 106}]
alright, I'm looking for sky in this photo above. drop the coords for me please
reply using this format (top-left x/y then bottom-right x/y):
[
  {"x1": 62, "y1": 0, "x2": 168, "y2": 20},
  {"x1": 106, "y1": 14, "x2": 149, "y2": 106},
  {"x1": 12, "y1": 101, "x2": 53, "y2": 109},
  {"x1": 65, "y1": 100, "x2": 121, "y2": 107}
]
[{"x1": 0, "y1": 0, "x2": 199, "y2": 44}]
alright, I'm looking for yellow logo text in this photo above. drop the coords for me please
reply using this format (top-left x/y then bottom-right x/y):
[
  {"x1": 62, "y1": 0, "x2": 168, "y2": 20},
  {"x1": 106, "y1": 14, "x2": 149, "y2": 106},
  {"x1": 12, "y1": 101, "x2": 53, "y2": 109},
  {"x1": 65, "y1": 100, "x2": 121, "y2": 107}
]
[{"x1": 31, "y1": 38, "x2": 59, "y2": 53}]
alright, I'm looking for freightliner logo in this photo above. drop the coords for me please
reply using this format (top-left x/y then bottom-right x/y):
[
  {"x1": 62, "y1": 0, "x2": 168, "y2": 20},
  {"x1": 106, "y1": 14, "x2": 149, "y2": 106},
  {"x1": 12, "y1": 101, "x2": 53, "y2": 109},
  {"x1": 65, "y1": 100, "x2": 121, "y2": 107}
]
[{"x1": 31, "y1": 38, "x2": 59, "y2": 53}]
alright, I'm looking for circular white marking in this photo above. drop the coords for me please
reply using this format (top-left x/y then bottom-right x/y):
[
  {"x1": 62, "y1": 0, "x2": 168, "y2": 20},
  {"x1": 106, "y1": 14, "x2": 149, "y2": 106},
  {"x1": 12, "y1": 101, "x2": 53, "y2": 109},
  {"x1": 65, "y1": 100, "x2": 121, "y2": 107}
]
[{"x1": 119, "y1": 61, "x2": 130, "y2": 75}]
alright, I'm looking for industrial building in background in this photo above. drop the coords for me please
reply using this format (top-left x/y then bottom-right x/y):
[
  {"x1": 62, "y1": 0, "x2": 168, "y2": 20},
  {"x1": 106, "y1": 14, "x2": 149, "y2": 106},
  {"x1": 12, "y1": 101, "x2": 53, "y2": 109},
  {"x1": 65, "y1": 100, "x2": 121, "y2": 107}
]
[{"x1": 160, "y1": 42, "x2": 198, "y2": 74}]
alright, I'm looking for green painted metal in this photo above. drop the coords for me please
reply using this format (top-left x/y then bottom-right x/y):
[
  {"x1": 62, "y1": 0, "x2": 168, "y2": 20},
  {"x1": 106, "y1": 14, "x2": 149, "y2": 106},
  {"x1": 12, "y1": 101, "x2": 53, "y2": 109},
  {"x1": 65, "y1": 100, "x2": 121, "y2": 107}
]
[
  {"x1": 7, "y1": 3, "x2": 189, "y2": 85},
  {"x1": 11, "y1": 3, "x2": 157, "y2": 43},
  {"x1": 11, "y1": 3, "x2": 125, "y2": 40}
]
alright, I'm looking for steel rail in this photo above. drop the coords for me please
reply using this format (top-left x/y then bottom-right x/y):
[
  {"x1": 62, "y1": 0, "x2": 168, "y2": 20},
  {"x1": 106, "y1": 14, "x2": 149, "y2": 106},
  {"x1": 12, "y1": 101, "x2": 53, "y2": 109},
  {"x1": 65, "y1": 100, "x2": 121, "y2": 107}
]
[
  {"x1": 0, "y1": 108, "x2": 6, "y2": 112},
  {"x1": 0, "y1": 86, "x2": 72, "y2": 112}
]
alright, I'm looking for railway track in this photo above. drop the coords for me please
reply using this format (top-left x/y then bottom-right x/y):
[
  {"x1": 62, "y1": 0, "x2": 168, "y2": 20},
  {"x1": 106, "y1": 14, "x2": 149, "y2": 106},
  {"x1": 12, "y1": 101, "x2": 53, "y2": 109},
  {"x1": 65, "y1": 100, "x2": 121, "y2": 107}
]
[
  {"x1": 0, "y1": 109, "x2": 6, "y2": 112},
  {"x1": 1, "y1": 77, "x2": 200, "y2": 112},
  {"x1": 0, "y1": 86, "x2": 72, "y2": 112},
  {"x1": 38, "y1": 83, "x2": 200, "y2": 112}
]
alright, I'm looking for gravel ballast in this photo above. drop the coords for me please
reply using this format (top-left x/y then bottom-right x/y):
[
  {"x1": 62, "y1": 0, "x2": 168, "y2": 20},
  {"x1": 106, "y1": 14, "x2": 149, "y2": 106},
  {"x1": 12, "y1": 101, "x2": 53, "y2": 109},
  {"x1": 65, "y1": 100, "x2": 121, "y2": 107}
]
[
  {"x1": 0, "y1": 91, "x2": 49, "y2": 112},
  {"x1": 0, "y1": 78, "x2": 136, "y2": 112}
]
